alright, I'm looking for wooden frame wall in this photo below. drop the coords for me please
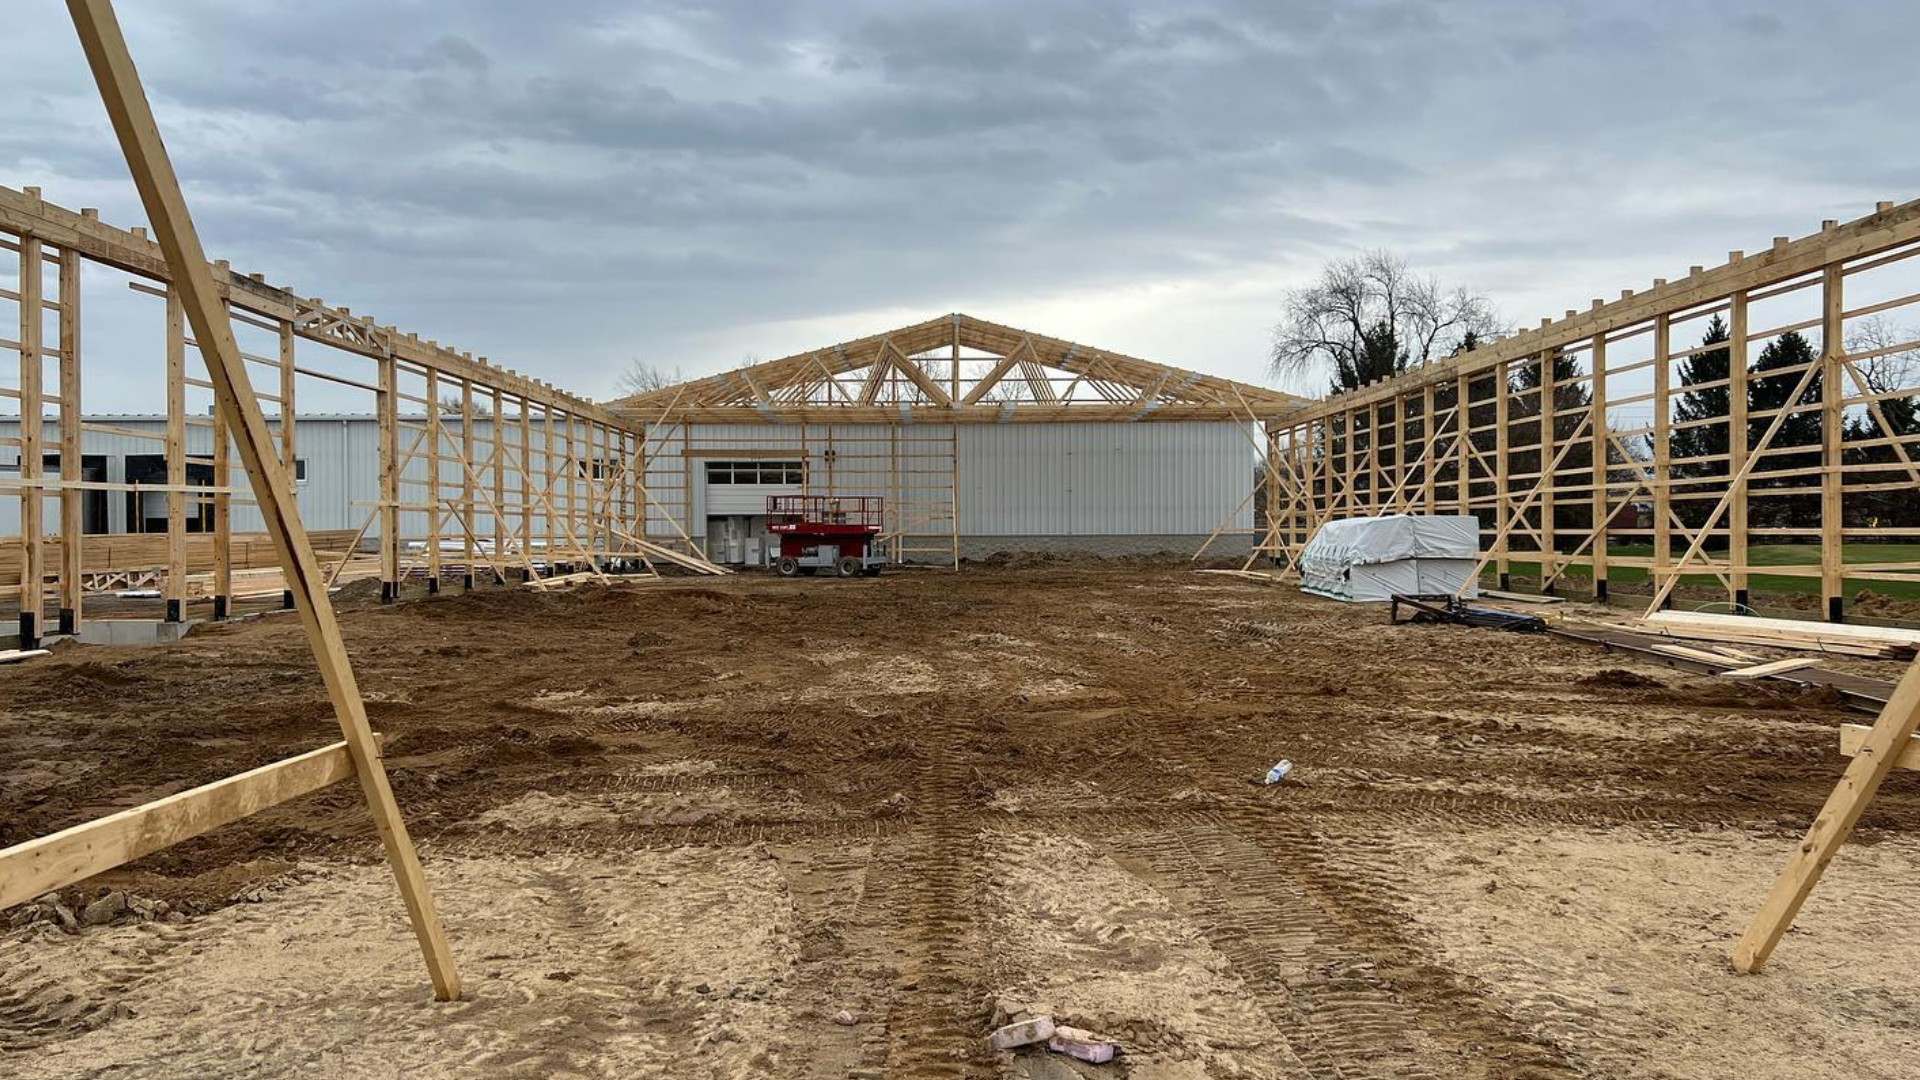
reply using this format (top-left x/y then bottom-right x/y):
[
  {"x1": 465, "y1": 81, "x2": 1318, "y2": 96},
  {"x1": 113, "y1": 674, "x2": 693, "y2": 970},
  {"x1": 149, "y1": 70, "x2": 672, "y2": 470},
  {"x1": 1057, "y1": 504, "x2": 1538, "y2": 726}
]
[
  {"x1": 2, "y1": 184, "x2": 652, "y2": 645},
  {"x1": 1256, "y1": 199, "x2": 1920, "y2": 621}
]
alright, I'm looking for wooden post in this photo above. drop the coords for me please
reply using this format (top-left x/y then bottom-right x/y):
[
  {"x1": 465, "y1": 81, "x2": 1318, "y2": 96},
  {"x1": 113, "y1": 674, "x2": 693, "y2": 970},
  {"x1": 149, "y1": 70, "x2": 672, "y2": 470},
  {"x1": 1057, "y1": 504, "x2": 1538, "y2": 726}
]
[
  {"x1": 491, "y1": 386, "x2": 504, "y2": 583},
  {"x1": 65, "y1": 0, "x2": 460, "y2": 999},
  {"x1": 17, "y1": 236, "x2": 44, "y2": 648},
  {"x1": 1494, "y1": 360, "x2": 1510, "y2": 590},
  {"x1": 277, "y1": 319, "x2": 296, "y2": 609},
  {"x1": 518, "y1": 400, "x2": 532, "y2": 578},
  {"x1": 1729, "y1": 291, "x2": 1751, "y2": 609},
  {"x1": 1539, "y1": 349, "x2": 1558, "y2": 593},
  {"x1": 424, "y1": 369, "x2": 441, "y2": 593},
  {"x1": 543, "y1": 405, "x2": 557, "y2": 569},
  {"x1": 1589, "y1": 333, "x2": 1609, "y2": 601},
  {"x1": 56, "y1": 247, "x2": 82, "y2": 635},
  {"x1": 211, "y1": 362, "x2": 231, "y2": 618},
  {"x1": 460, "y1": 378, "x2": 475, "y2": 590},
  {"x1": 1421, "y1": 383, "x2": 1437, "y2": 513},
  {"x1": 1820, "y1": 264, "x2": 1844, "y2": 623},
  {"x1": 1733, "y1": 656, "x2": 1920, "y2": 971},
  {"x1": 164, "y1": 288, "x2": 186, "y2": 622},
  {"x1": 377, "y1": 352, "x2": 398, "y2": 602},
  {"x1": 1455, "y1": 372, "x2": 1471, "y2": 515},
  {"x1": 1652, "y1": 313, "x2": 1672, "y2": 609}
]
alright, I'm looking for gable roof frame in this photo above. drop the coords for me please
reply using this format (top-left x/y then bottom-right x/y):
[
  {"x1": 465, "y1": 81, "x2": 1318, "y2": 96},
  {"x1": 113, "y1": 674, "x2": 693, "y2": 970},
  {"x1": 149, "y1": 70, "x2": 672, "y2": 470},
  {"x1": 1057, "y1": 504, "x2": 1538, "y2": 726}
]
[{"x1": 610, "y1": 313, "x2": 1308, "y2": 425}]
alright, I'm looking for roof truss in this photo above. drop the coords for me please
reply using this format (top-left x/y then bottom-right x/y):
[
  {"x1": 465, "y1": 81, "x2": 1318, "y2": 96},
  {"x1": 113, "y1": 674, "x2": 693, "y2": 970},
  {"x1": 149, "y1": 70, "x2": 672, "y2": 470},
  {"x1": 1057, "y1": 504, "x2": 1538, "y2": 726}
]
[{"x1": 610, "y1": 313, "x2": 1306, "y2": 424}]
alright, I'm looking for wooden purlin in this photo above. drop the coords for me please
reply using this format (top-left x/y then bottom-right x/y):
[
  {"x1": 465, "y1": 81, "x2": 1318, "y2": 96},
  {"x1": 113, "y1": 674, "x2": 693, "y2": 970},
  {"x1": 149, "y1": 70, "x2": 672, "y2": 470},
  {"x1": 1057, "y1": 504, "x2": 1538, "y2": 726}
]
[{"x1": 0, "y1": 185, "x2": 629, "y2": 432}]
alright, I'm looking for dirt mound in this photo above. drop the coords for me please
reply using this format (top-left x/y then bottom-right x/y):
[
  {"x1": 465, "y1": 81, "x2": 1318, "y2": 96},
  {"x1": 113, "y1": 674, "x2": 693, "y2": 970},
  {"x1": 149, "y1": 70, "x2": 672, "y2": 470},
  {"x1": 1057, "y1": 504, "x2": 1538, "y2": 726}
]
[{"x1": 1577, "y1": 668, "x2": 1665, "y2": 690}]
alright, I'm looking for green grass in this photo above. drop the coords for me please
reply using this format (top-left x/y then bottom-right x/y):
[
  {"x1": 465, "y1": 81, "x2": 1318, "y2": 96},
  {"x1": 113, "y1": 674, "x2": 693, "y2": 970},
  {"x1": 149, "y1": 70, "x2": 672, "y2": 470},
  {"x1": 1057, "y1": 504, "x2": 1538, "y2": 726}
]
[{"x1": 1483, "y1": 542, "x2": 1920, "y2": 601}]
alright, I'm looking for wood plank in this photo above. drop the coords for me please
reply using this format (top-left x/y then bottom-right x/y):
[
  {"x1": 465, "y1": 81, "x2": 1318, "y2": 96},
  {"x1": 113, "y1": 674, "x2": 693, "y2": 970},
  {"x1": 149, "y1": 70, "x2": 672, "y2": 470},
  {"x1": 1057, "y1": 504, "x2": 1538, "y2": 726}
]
[
  {"x1": 1646, "y1": 610, "x2": 1920, "y2": 647},
  {"x1": 0, "y1": 736, "x2": 377, "y2": 909},
  {"x1": 1652, "y1": 643, "x2": 1740, "y2": 666},
  {"x1": 1720, "y1": 657, "x2": 1823, "y2": 679},
  {"x1": 0, "y1": 648, "x2": 52, "y2": 665},
  {"x1": 1733, "y1": 656, "x2": 1920, "y2": 971},
  {"x1": 1839, "y1": 722, "x2": 1920, "y2": 770}
]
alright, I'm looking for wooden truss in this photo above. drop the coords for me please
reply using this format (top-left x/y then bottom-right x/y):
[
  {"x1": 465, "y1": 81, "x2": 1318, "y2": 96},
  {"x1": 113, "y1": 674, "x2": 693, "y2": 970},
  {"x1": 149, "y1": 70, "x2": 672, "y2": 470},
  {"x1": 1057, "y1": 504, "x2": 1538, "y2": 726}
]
[
  {"x1": 607, "y1": 312, "x2": 1308, "y2": 426},
  {"x1": 1258, "y1": 197, "x2": 1920, "y2": 622}
]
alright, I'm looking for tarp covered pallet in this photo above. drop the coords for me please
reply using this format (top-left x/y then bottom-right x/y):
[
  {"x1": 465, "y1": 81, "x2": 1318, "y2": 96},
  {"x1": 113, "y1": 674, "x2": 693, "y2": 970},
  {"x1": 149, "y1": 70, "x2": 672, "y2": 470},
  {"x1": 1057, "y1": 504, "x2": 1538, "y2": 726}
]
[{"x1": 1299, "y1": 514, "x2": 1480, "y2": 602}]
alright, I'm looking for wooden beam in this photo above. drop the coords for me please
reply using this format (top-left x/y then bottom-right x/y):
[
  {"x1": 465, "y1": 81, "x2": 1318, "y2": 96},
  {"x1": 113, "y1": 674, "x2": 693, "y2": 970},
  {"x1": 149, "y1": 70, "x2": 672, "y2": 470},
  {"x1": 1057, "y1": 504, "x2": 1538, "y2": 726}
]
[
  {"x1": 65, "y1": 0, "x2": 460, "y2": 1000},
  {"x1": 1733, "y1": 658, "x2": 1920, "y2": 971},
  {"x1": 0, "y1": 736, "x2": 378, "y2": 910}
]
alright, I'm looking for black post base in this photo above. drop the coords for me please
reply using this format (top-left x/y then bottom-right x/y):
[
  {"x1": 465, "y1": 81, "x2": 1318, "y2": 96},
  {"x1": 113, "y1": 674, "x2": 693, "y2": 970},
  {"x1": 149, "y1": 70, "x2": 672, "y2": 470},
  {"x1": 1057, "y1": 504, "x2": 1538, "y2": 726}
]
[
  {"x1": 1734, "y1": 589, "x2": 1750, "y2": 611},
  {"x1": 18, "y1": 612, "x2": 38, "y2": 652},
  {"x1": 463, "y1": 573, "x2": 475, "y2": 591},
  {"x1": 58, "y1": 607, "x2": 76, "y2": 635},
  {"x1": 165, "y1": 599, "x2": 183, "y2": 623},
  {"x1": 1828, "y1": 597, "x2": 1845, "y2": 624},
  {"x1": 213, "y1": 596, "x2": 229, "y2": 621},
  {"x1": 1594, "y1": 579, "x2": 1607, "y2": 602},
  {"x1": 281, "y1": 589, "x2": 295, "y2": 611},
  {"x1": 427, "y1": 578, "x2": 440, "y2": 595},
  {"x1": 381, "y1": 581, "x2": 397, "y2": 604},
  {"x1": 1498, "y1": 572, "x2": 1511, "y2": 591}
]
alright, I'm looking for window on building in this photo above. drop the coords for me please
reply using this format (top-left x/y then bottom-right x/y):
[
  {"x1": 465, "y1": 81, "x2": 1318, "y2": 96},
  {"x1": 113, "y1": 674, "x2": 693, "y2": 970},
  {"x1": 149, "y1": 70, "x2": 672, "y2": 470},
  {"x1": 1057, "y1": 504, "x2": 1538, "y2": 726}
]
[{"x1": 705, "y1": 460, "x2": 802, "y2": 486}]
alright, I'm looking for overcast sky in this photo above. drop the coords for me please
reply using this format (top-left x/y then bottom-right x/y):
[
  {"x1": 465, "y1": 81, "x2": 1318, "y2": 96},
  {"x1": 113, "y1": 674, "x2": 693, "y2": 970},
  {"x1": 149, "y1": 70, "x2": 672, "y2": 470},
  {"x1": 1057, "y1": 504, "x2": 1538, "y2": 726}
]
[{"x1": 5, "y1": 0, "x2": 1916, "y2": 411}]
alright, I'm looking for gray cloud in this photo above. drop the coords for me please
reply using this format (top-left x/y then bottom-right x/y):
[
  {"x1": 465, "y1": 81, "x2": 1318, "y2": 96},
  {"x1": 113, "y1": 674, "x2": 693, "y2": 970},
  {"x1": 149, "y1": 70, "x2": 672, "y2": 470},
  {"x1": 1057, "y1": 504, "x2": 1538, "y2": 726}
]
[{"x1": 3, "y1": 0, "x2": 1916, "y2": 407}]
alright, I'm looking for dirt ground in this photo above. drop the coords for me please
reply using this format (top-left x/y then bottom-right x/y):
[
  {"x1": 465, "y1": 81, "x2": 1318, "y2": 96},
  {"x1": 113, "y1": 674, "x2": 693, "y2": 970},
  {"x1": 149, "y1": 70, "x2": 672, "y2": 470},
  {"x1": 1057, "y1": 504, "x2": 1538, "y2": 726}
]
[{"x1": 4, "y1": 566, "x2": 1920, "y2": 1079}]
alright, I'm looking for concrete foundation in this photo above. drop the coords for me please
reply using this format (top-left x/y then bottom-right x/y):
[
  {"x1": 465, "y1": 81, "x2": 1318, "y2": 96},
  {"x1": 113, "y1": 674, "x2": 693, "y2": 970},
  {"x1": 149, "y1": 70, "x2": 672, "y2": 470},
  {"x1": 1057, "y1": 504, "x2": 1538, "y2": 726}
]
[{"x1": 73, "y1": 619, "x2": 196, "y2": 647}]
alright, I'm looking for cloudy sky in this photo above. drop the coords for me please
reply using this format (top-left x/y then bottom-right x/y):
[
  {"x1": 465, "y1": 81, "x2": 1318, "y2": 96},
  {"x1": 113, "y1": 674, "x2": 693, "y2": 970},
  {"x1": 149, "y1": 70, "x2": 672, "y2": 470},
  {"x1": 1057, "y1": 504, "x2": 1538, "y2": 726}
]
[{"x1": 5, "y1": 0, "x2": 1915, "y2": 410}]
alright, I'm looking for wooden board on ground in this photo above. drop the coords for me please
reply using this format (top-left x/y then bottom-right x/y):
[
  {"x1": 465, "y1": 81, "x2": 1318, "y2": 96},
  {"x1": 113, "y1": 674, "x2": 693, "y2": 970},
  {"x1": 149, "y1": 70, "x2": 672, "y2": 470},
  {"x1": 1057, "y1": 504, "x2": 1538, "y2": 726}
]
[
  {"x1": 1721, "y1": 657, "x2": 1824, "y2": 679},
  {"x1": 1646, "y1": 610, "x2": 1920, "y2": 648}
]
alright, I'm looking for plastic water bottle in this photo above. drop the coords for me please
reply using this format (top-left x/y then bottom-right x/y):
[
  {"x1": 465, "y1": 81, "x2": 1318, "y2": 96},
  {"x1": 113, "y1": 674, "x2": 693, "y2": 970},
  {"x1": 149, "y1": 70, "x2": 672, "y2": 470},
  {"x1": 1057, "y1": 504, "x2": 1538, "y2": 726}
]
[{"x1": 1264, "y1": 760, "x2": 1293, "y2": 785}]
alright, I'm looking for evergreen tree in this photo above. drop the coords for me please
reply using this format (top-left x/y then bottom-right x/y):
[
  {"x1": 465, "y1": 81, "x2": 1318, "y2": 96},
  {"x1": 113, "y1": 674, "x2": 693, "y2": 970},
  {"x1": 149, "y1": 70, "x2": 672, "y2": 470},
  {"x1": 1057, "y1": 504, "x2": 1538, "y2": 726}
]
[
  {"x1": 1508, "y1": 351, "x2": 1595, "y2": 536},
  {"x1": 1745, "y1": 330, "x2": 1822, "y2": 529},
  {"x1": 1671, "y1": 315, "x2": 1731, "y2": 471},
  {"x1": 1842, "y1": 382, "x2": 1920, "y2": 528},
  {"x1": 1329, "y1": 319, "x2": 1406, "y2": 395}
]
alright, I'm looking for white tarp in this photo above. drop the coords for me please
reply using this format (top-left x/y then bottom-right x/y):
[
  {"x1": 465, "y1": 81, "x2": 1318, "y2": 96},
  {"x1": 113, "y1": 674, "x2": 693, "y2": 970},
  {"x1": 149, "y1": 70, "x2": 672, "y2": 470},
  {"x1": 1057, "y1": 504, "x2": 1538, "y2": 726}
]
[{"x1": 1298, "y1": 514, "x2": 1481, "y2": 602}]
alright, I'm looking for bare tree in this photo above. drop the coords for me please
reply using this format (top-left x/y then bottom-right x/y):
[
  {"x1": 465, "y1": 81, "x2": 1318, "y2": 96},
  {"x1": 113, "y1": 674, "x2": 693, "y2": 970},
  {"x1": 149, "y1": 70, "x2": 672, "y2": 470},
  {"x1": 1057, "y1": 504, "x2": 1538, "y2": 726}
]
[
  {"x1": 1270, "y1": 250, "x2": 1498, "y2": 394},
  {"x1": 618, "y1": 359, "x2": 685, "y2": 397},
  {"x1": 1844, "y1": 315, "x2": 1920, "y2": 396}
]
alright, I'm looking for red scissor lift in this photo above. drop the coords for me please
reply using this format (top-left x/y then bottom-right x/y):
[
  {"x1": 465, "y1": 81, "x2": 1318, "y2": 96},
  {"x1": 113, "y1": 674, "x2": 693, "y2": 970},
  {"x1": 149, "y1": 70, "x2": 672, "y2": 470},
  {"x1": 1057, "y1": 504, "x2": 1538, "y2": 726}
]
[{"x1": 766, "y1": 495, "x2": 888, "y2": 578}]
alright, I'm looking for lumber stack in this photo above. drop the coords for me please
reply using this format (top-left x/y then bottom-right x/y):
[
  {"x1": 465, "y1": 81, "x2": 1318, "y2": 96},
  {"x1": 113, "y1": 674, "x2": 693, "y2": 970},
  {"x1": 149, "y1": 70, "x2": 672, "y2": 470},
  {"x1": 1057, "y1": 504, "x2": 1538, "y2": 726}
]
[{"x1": 1614, "y1": 610, "x2": 1920, "y2": 660}]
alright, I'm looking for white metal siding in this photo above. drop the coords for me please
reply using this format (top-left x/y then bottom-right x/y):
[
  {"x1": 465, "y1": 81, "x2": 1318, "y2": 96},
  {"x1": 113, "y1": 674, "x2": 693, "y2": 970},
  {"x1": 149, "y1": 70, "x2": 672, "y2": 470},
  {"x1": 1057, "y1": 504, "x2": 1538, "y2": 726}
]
[{"x1": 6, "y1": 417, "x2": 1257, "y2": 540}]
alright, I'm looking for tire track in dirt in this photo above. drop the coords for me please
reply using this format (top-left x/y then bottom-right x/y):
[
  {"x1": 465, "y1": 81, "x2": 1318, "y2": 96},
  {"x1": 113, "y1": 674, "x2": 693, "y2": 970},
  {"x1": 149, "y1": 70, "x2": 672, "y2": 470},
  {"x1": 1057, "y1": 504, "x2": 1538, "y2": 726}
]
[
  {"x1": 881, "y1": 711, "x2": 995, "y2": 1080},
  {"x1": 1098, "y1": 707, "x2": 1586, "y2": 1079}
]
